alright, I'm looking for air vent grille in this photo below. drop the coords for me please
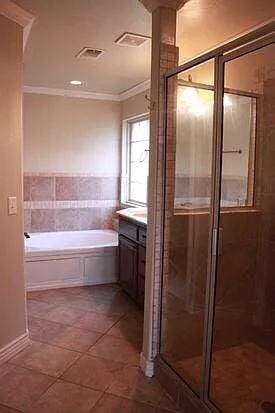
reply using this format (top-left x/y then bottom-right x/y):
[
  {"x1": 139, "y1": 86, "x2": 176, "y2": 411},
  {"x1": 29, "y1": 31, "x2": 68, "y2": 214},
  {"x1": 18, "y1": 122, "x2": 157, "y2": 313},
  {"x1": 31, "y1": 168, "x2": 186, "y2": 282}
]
[
  {"x1": 76, "y1": 47, "x2": 104, "y2": 60},
  {"x1": 115, "y1": 32, "x2": 150, "y2": 47}
]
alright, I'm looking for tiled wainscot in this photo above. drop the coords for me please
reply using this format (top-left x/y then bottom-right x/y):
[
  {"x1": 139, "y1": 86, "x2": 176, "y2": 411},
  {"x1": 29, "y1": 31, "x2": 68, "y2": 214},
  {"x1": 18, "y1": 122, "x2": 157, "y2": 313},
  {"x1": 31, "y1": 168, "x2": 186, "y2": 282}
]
[{"x1": 24, "y1": 174, "x2": 120, "y2": 232}]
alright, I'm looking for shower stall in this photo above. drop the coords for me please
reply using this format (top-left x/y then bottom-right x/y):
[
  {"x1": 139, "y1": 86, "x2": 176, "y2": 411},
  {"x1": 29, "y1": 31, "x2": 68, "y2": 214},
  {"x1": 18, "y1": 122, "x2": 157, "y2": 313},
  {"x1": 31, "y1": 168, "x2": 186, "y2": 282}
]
[{"x1": 157, "y1": 23, "x2": 275, "y2": 413}]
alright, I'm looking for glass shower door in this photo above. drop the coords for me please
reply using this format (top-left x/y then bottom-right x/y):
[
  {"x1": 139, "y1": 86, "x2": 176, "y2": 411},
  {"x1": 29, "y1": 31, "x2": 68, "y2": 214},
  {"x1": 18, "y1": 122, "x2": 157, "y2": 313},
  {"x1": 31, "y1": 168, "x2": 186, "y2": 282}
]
[
  {"x1": 210, "y1": 42, "x2": 275, "y2": 413},
  {"x1": 160, "y1": 58, "x2": 215, "y2": 395},
  {"x1": 158, "y1": 23, "x2": 275, "y2": 413}
]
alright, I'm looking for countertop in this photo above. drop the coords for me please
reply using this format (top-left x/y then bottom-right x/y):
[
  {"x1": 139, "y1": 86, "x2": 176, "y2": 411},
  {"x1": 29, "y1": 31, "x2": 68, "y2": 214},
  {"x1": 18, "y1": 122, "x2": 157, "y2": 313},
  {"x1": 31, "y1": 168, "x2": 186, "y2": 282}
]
[{"x1": 116, "y1": 207, "x2": 147, "y2": 226}]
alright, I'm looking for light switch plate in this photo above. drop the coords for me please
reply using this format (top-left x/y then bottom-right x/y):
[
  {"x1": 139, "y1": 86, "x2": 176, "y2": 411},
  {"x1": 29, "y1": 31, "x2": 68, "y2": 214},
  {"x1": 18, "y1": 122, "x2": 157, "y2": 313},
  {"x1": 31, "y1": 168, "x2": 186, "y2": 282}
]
[{"x1": 8, "y1": 196, "x2": 17, "y2": 215}]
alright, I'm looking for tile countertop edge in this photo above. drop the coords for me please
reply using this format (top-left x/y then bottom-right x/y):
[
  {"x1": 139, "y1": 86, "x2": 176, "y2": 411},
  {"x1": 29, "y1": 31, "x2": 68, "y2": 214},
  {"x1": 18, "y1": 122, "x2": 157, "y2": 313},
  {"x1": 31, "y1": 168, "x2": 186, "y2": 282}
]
[{"x1": 116, "y1": 208, "x2": 147, "y2": 226}]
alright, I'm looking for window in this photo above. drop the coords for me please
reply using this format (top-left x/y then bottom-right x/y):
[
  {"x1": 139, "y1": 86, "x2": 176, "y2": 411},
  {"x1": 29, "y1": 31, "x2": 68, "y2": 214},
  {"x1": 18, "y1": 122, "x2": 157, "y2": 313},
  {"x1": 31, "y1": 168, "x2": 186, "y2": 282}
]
[{"x1": 121, "y1": 115, "x2": 150, "y2": 206}]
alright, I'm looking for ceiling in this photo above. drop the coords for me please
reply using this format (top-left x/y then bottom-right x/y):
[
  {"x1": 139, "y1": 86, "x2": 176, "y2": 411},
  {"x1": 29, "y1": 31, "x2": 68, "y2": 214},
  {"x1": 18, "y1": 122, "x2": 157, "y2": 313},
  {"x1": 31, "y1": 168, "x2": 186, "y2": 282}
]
[
  {"x1": 177, "y1": 0, "x2": 275, "y2": 62},
  {"x1": 14, "y1": 0, "x2": 274, "y2": 96},
  {"x1": 14, "y1": 0, "x2": 152, "y2": 95}
]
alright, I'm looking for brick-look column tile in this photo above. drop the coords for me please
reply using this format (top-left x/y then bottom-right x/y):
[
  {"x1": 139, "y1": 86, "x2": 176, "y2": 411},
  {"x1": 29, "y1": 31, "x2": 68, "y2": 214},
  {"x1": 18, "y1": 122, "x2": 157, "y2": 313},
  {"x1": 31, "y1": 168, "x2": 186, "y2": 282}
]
[{"x1": 146, "y1": 42, "x2": 179, "y2": 359}]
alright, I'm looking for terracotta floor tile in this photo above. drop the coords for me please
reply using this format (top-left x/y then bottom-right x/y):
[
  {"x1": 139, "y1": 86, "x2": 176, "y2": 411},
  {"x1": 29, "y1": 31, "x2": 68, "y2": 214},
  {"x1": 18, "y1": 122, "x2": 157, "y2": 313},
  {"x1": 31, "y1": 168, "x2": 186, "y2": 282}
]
[
  {"x1": 177, "y1": 342, "x2": 275, "y2": 412},
  {"x1": 221, "y1": 398, "x2": 263, "y2": 413},
  {"x1": 73, "y1": 284, "x2": 121, "y2": 301},
  {"x1": 0, "y1": 405, "x2": 22, "y2": 413},
  {"x1": 28, "y1": 317, "x2": 65, "y2": 342},
  {"x1": 63, "y1": 296, "x2": 110, "y2": 313},
  {"x1": 9, "y1": 341, "x2": 80, "y2": 377},
  {"x1": 88, "y1": 335, "x2": 141, "y2": 365},
  {"x1": 91, "y1": 393, "x2": 174, "y2": 413},
  {"x1": 28, "y1": 380, "x2": 102, "y2": 413},
  {"x1": 0, "y1": 363, "x2": 54, "y2": 411},
  {"x1": 51, "y1": 325, "x2": 102, "y2": 352},
  {"x1": 69, "y1": 295, "x2": 135, "y2": 316},
  {"x1": 107, "y1": 314, "x2": 143, "y2": 343},
  {"x1": 28, "y1": 317, "x2": 102, "y2": 352},
  {"x1": 158, "y1": 392, "x2": 180, "y2": 412},
  {"x1": 62, "y1": 354, "x2": 125, "y2": 391},
  {"x1": 74, "y1": 311, "x2": 121, "y2": 334},
  {"x1": 43, "y1": 304, "x2": 85, "y2": 325},
  {"x1": 27, "y1": 300, "x2": 55, "y2": 319},
  {"x1": 68, "y1": 296, "x2": 122, "y2": 314},
  {"x1": 107, "y1": 365, "x2": 164, "y2": 406},
  {"x1": 27, "y1": 289, "x2": 72, "y2": 304},
  {"x1": 22, "y1": 286, "x2": 178, "y2": 413}
]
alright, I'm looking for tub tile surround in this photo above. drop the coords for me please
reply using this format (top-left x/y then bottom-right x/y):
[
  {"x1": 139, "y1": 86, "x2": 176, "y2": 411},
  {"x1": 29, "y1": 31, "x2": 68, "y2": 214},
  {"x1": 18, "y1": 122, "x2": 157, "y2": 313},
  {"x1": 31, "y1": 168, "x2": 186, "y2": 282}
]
[
  {"x1": 24, "y1": 174, "x2": 120, "y2": 232},
  {"x1": 175, "y1": 175, "x2": 248, "y2": 201}
]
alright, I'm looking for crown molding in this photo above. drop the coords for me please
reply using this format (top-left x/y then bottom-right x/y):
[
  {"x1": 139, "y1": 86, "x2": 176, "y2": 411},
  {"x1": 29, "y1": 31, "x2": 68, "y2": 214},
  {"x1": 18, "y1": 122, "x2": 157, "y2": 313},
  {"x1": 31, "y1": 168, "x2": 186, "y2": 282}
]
[
  {"x1": 23, "y1": 86, "x2": 121, "y2": 101},
  {"x1": 24, "y1": 80, "x2": 151, "y2": 102},
  {"x1": 119, "y1": 79, "x2": 151, "y2": 100},
  {"x1": 0, "y1": 0, "x2": 35, "y2": 50}
]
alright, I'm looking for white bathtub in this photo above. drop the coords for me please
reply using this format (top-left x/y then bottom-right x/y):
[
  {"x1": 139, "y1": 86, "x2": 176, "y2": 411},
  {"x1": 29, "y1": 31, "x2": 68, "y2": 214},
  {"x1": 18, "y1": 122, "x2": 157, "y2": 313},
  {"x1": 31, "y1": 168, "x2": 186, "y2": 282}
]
[{"x1": 24, "y1": 230, "x2": 118, "y2": 291}]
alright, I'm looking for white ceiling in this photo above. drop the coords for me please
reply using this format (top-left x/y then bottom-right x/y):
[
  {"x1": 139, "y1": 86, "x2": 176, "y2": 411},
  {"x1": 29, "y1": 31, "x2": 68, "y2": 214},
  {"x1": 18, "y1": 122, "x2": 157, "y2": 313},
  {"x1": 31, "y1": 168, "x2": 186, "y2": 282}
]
[
  {"x1": 177, "y1": 0, "x2": 275, "y2": 62},
  {"x1": 14, "y1": 0, "x2": 274, "y2": 96},
  {"x1": 14, "y1": 0, "x2": 152, "y2": 95}
]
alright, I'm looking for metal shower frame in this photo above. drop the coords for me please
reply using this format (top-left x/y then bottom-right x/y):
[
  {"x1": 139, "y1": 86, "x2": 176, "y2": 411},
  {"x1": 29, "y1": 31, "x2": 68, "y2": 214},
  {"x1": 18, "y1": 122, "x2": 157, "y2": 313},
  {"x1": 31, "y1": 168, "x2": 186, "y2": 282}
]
[{"x1": 159, "y1": 21, "x2": 275, "y2": 413}]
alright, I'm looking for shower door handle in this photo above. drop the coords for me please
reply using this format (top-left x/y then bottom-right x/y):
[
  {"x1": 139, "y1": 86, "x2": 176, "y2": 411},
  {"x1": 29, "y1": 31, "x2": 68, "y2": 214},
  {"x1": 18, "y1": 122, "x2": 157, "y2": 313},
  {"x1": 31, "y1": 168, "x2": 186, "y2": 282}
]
[
  {"x1": 212, "y1": 227, "x2": 223, "y2": 256},
  {"x1": 217, "y1": 227, "x2": 223, "y2": 256}
]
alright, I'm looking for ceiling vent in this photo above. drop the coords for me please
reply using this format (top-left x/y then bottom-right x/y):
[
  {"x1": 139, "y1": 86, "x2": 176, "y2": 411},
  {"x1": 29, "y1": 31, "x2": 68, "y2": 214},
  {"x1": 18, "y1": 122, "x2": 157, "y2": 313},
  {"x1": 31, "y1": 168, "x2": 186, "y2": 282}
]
[
  {"x1": 115, "y1": 32, "x2": 151, "y2": 47},
  {"x1": 76, "y1": 47, "x2": 105, "y2": 60}
]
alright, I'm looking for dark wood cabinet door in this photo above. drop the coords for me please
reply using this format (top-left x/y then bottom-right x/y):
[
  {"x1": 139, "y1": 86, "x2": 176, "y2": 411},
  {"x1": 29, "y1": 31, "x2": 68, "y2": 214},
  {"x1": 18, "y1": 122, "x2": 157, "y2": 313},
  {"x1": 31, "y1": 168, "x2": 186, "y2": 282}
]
[
  {"x1": 137, "y1": 274, "x2": 145, "y2": 309},
  {"x1": 138, "y1": 245, "x2": 146, "y2": 277},
  {"x1": 119, "y1": 235, "x2": 138, "y2": 300}
]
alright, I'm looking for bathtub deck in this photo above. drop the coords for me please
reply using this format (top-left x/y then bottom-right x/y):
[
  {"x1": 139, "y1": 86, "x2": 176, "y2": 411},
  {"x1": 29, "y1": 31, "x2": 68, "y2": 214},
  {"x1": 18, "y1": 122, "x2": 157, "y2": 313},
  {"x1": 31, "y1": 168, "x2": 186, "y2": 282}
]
[
  {"x1": 0, "y1": 285, "x2": 179, "y2": 412},
  {"x1": 25, "y1": 230, "x2": 118, "y2": 291}
]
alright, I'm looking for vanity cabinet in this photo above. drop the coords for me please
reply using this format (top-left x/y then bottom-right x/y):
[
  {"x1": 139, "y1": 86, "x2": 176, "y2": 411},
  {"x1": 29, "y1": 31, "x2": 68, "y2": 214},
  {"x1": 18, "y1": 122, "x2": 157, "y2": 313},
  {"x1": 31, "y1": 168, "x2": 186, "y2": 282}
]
[
  {"x1": 119, "y1": 236, "x2": 138, "y2": 300},
  {"x1": 118, "y1": 217, "x2": 147, "y2": 308}
]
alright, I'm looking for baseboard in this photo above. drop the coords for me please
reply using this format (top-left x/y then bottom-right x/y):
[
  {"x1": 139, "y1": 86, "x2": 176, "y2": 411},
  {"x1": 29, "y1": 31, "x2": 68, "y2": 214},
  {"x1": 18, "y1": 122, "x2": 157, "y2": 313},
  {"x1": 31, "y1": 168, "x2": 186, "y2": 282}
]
[
  {"x1": 140, "y1": 352, "x2": 155, "y2": 378},
  {"x1": 0, "y1": 332, "x2": 30, "y2": 365},
  {"x1": 26, "y1": 277, "x2": 118, "y2": 292}
]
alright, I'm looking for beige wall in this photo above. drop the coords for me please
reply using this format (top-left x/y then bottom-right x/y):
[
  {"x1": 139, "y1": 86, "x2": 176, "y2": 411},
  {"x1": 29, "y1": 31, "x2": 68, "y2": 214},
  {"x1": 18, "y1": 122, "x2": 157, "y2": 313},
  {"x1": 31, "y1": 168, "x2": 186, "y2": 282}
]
[
  {"x1": 23, "y1": 93, "x2": 121, "y2": 175},
  {"x1": 0, "y1": 15, "x2": 27, "y2": 349},
  {"x1": 23, "y1": 90, "x2": 149, "y2": 176},
  {"x1": 121, "y1": 90, "x2": 149, "y2": 120}
]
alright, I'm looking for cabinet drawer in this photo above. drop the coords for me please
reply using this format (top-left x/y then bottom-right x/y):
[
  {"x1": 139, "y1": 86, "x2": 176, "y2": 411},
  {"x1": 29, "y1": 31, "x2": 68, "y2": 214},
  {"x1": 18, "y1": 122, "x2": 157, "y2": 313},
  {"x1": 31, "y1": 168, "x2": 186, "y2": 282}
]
[
  {"x1": 137, "y1": 274, "x2": 145, "y2": 309},
  {"x1": 138, "y1": 245, "x2": 146, "y2": 277},
  {"x1": 119, "y1": 219, "x2": 138, "y2": 241},
  {"x1": 138, "y1": 227, "x2": 147, "y2": 245}
]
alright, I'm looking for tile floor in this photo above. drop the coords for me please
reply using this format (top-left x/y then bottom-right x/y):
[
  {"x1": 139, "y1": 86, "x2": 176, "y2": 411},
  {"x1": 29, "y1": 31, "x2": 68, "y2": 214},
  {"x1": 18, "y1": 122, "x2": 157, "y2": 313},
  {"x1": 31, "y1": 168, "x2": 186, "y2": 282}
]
[
  {"x1": 0, "y1": 285, "x2": 180, "y2": 413},
  {"x1": 177, "y1": 342, "x2": 275, "y2": 413}
]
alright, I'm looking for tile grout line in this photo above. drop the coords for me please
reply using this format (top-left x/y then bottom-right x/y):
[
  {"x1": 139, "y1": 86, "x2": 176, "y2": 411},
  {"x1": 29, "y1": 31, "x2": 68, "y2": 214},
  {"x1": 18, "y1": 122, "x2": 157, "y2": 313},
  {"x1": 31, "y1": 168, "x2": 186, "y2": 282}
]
[
  {"x1": 28, "y1": 304, "x2": 127, "y2": 326},
  {"x1": 24, "y1": 288, "x2": 146, "y2": 406},
  {"x1": 0, "y1": 402, "x2": 24, "y2": 413},
  {"x1": 89, "y1": 391, "x2": 106, "y2": 412},
  {"x1": 28, "y1": 313, "x2": 106, "y2": 336},
  {"x1": 28, "y1": 376, "x2": 60, "y2": 411},
  {"x1": 1, "y1": 286, "x2": 178, "y2": 412}
]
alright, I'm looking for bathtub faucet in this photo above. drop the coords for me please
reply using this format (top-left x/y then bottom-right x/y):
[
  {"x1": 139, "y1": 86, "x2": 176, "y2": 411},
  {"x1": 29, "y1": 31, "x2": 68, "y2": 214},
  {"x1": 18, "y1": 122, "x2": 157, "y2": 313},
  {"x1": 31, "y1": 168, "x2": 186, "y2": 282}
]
[{"x1": 24, "y1": 232, "x2": 30, "y2": 239}]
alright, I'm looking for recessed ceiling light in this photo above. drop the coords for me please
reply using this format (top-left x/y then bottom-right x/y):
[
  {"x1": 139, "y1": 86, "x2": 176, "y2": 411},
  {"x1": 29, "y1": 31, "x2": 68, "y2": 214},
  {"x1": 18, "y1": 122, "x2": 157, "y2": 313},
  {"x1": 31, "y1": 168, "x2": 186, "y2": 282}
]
[{"x1": 70, "y1": 80, "x2": 82, "y2": 86}]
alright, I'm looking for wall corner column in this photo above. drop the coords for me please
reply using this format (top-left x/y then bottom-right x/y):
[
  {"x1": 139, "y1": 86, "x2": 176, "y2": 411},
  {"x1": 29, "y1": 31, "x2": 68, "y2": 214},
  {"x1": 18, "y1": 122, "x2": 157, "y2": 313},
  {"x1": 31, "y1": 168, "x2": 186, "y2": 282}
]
[{"x1": 140, "y1": 4, "x2": 179, "y2": 377}]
